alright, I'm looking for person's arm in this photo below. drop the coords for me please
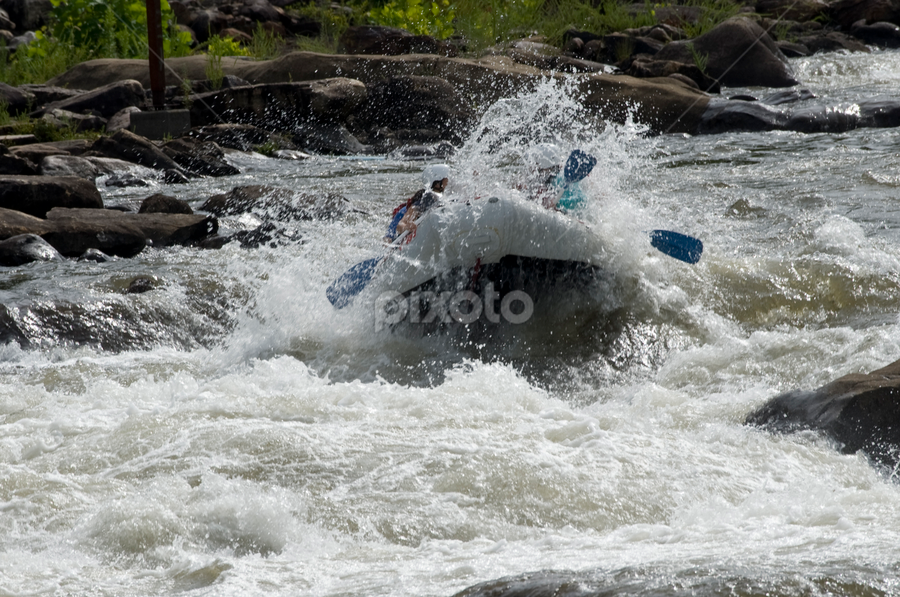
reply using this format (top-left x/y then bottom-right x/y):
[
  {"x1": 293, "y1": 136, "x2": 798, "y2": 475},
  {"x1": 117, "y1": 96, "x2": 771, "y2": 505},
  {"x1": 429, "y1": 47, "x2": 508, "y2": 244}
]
[{"x1": 396, "y1": 207, "x2": 420, "y2": 235}]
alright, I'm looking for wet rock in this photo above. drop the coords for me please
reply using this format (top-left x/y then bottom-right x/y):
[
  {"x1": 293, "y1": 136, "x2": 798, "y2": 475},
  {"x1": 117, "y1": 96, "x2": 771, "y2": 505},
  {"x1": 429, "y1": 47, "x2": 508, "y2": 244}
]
[
  {"x1": 125, "y1": 276, "x2": 157, "y2": 293},
  {"x1": 200, "y1": 184, "x2": 352, "y2": 221},
  {"x1": 89, "y1": 129, "x2": 187, "y2": 173},
  {"x1": 859, "y1": 99, "x2": 900, "y2": 127},
  {"x1": 746, "y1": 358, "x2": 900, "y2": 471},
  {"x1": 139, "y1": 193, "x2": 193, "y2": 215},
  {"x1": 31, "y1": 79, "x2": 145, "y2": 119},
  {"x1": 0, "y1": 82, "x2": 36, "y2": 115},
  {"x1": 0, "y1": 233, "x2": 61, "y2": 266},
  {"x1": 785, "y1": 105, "x2": 860, "y2": 133},
  {"x1": 655, "y1": 18, "x2": 798, "y2": 88},
  {"x1": 0, "y1": 175, "x2": 103, "y2": 217},
  {"x1": 77, "y1": 247, "x2": 112, "y2": 262},
  {"x1": 698, "y1": 99, "x2": 788, "y2": 134},
  {"x1": 231, "y1": 221, "x2": 302, "y2": 248},
  {"x1": 338, "y1": 25, "x2": 457, "y2": 57},
  {"x1": 361, "y1": 76, "x2": 473, "y2": 144},
  {"x1": 164, "y1": 169, "x2": 191, "y2": 184},
  {"x1": 850, "y1": 20, "x2": 900, "y2": 48},
  {"x1": 103, "y1": 172, "x2": 151, "y2": 188},
  {"x1": 162, "y1": 137, "x2": 240, "y2": 177}
]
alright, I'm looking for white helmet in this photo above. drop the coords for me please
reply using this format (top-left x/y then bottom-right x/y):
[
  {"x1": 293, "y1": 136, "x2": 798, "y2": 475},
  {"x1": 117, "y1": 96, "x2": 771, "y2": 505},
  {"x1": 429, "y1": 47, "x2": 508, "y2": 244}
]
[
  {"x1": 527, "y1": 143, "x2": 560, "y2": 170},
  {"x1": 422, "y1": 164, "x2": 450, "y2": 190}
]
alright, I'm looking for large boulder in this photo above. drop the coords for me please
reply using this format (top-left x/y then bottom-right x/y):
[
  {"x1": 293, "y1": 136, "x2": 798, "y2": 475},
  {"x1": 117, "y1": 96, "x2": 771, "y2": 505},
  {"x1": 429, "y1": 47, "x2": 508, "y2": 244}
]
[
  {"x1": 43, "y1": 208, "x2": 216, "y2": 256},
  {"x1": 32, "y1": 79, "x2": 146, "y2": 119},
  {"x1": 360, "y1": 75, "x2": 474, "y2": 143},
  {"x1": 0, "y1": 175, "x2": 103, "y2": 217},
  {"x1": 655, "y1": 18, "x2": 798, "y2": 88},
  {"x1": 746, "y1": 358, "x2": 900, "y2": 470}
]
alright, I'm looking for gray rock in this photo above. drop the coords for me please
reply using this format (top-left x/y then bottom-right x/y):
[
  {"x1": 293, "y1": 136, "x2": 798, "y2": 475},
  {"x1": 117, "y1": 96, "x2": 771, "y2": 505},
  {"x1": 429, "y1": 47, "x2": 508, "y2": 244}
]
[
  {"x1": 33, "y1": 79, "x2": 145, "y2": 119},
  {"x1": 0, "y1": 175, "x2": 103, "y2": 217},
  {"x1": 0, "y1": 233, "x2": 61, "y2": 266}
]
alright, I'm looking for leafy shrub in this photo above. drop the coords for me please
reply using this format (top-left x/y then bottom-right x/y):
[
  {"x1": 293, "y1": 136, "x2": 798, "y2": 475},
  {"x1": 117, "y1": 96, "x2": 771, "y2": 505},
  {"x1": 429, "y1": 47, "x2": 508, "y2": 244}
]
[{"x1": 368, "y1": 0, "x2": 455, "y2": 39}]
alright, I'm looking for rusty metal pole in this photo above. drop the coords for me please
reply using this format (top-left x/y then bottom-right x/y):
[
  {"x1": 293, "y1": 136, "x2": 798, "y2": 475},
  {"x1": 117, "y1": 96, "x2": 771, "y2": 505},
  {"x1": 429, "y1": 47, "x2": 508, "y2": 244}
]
[{"x1": 146, "y1": 0, "x2": 166, "y2": 110}]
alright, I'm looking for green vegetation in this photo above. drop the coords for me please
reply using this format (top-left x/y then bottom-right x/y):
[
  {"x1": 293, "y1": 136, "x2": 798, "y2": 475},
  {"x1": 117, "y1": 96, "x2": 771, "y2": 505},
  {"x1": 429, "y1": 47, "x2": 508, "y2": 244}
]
[{"x1": 0, "y1": 0, "x2": 749, "y2": 86}]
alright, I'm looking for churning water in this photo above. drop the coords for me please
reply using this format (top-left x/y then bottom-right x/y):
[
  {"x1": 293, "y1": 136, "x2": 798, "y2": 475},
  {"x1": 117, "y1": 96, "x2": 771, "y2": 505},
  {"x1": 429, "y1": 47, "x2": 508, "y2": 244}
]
[{"x1": 3, "y1": 50, "x2": 900, "y2": 596}]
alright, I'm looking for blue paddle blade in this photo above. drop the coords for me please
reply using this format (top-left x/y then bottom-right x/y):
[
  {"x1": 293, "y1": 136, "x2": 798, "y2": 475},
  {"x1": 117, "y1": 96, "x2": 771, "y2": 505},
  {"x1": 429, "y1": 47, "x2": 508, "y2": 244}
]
[
  {"x1": 563, "y1": 149, "x2": 597, "y2": 184},
  {"x1": 649, "y1": 230, "x2": 703, "y2": 264},
  {"x1": 326, "y1": 257, "x2": 381, "y2": 308}
]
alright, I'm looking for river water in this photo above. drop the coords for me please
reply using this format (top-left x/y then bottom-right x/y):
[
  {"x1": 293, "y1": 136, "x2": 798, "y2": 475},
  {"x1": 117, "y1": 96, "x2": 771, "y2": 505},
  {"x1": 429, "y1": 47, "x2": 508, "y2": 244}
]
[{"x1": 3, "y1": 49, "x2": 900, "y2": 596}]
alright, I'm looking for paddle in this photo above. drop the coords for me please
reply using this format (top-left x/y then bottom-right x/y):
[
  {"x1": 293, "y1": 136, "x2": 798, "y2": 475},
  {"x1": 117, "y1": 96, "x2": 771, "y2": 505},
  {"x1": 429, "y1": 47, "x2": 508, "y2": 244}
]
[
  {"x1": 648, "y1": 229, "x2": 703, "y2": 264},
  {"x1": 563, "y1": 149, "x2": 598, "y2": 184},
  {"x1": 326, "y1": 256, "x2": 382, "y2": 308}
]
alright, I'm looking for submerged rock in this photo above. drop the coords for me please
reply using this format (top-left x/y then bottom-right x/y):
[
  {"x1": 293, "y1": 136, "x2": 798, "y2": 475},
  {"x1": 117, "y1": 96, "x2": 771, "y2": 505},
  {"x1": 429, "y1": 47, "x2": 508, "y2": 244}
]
[{"x1": 746, "y1": 358, "x2": 900, "y2": 471}]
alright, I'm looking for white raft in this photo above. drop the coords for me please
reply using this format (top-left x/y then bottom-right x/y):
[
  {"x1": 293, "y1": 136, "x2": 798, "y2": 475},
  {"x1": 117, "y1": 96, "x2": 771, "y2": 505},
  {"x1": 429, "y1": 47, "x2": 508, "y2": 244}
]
[{"x1": 368, "y1": 194, "x2": 607, "y2": 297}]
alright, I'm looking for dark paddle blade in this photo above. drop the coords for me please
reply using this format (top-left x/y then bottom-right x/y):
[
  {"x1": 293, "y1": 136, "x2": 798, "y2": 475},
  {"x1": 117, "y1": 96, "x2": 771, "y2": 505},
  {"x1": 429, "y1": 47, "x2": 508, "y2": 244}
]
[
  {"x1": 326, "y1": 256, "x2": 381, "y2": 308},
  {"x1": 648, "y1": 230, "x2": 703, "y2": 264},
  {"x1": 563, "y1": 149, "x2": 598, "y2": 184}
]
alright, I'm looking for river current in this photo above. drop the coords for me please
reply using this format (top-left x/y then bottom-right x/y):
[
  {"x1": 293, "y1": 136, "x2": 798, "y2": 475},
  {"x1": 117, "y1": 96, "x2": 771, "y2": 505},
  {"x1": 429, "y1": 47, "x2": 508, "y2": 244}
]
[{"x1": 3, "y1": 49, "x2": 900, "y2": 596}]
